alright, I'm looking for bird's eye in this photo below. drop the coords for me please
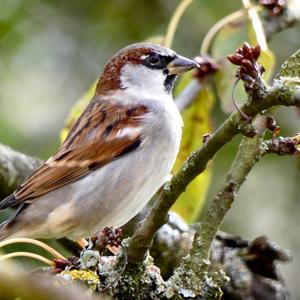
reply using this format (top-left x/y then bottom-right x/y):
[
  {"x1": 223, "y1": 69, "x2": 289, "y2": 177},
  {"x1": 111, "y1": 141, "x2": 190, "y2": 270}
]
[{"x1": 146, "y1": 54, "x2": 160, "y2": 65}]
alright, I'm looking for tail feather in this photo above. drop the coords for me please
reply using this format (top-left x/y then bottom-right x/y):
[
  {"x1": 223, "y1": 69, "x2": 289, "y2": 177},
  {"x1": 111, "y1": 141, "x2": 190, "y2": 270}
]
[
  {"x1": 0, "y1": 195, "x2": 25, "y2": 241},
  {"x1": 0, "y1": 194, "x2": 17, "y2": 210},
  {"x1": 0, "y1": 221, "x2": 11, "y2": 241}
]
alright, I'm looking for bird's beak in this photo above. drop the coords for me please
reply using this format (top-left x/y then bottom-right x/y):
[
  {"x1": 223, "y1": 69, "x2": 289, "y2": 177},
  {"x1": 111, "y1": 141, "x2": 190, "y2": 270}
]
[{"x1": 167, "y1": 55, "x2": 199, "y2": 75}]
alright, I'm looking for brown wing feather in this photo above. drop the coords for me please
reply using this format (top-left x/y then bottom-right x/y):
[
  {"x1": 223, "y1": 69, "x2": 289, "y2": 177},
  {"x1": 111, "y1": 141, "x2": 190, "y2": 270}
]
[{"x1": 12, "y1": 99, "x2": 148, "y2": 204}]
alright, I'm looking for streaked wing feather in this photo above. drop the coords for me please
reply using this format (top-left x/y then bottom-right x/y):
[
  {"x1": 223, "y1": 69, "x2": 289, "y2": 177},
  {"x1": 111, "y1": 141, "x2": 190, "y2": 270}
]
[{"x1": 3, "y1": 99, "x2": 147, "y2": 207}]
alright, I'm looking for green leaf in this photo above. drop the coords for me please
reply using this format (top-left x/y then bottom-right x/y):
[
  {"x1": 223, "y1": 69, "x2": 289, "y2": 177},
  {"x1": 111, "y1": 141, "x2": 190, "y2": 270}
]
[
  {"x1": 246, "y1": 7, "x2": 275, "y2": 83},
  {"x1": 172, "y1": 73, "x2": 214, "y2": 223}
]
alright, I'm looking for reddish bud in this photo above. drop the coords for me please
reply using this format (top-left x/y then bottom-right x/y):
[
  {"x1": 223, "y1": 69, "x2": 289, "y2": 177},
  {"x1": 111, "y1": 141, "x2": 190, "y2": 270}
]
[
  {"x1": 245, "y1": 50, "x2": 254, "y2": 61},
  {"x1": 228, "y1": 42, "x2": 264, "y2": 87},
  {"x1": 241, "y1": 59, "x2": 253, "y2": 69},
  {"x1": 252, "y1": 45, "x2": 261, "y2": 60},
  {"x1": 227, "y1": 54, "x2": 243, "y2": 65},
  {"x1": 193, "y1": 56, "x2": 219, "y2": 81},
  {"x1": 237, "y1": 48, "x2": 244, "y2": 55},
  {"x1": 242, "y1": 42, "x2": 251, "y2": 53}
]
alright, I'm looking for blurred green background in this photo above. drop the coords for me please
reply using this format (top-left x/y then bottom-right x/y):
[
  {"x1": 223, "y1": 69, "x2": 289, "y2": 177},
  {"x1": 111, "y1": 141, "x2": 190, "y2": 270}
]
[{"x1": 0, "y1": 0, "x2": 299, "y2": 298}]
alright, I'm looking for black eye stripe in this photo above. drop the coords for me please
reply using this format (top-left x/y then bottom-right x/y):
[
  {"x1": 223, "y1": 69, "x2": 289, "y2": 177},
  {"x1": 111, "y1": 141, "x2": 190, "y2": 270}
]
[{"x1": 143, "y1": 53, "x2": 175, "y2": 70}]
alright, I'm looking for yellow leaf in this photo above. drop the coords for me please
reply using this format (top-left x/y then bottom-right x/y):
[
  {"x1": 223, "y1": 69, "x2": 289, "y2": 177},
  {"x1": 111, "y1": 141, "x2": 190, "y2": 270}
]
[
  {"x1": 246, "y1": 4, "x2": 276, "y2": 82},
  {"x1": 172, "y1": 73, "x2": 214, "y2": 222}
]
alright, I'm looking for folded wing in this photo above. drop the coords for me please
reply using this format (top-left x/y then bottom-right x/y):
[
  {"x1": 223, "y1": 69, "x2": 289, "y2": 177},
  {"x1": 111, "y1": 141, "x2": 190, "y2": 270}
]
[{"x1": 0, "y1": 99, "x2": 148, "y2": 209}]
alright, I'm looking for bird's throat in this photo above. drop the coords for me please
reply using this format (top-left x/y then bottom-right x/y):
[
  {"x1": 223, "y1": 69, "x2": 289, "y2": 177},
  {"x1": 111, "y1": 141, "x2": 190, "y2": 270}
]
[{"x1": 164, "y1": 75, "x2": 176, "y2": 93}]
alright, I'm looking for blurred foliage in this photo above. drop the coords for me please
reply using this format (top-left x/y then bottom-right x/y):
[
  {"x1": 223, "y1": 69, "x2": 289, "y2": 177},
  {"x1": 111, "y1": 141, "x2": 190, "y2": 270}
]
[
  {"x1": 0, "y1": 260, "x2": 104, "y2": 300},
  {"x1": 0, "y1": 0, "x2": 300, "y2": 298},
  {"x1": 1, "y1": 0, "x2": 297, "y2": 156}
]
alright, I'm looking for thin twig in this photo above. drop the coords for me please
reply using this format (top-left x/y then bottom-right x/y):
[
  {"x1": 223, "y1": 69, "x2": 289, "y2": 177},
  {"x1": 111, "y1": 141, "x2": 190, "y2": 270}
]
[
  {"x1": 200, "y1": 5, "x2": 263, "y2": 55},
  {"x1": 200, "y1": 8, "x2": 246, "y2": 55},
  {"x1": 231, "y1": 78, "x2": 250, "y2": 120},
  {"x1": 164, "y1": 0, "x2": 194, "y2": 48},
  {"x1": 0, "y1": 251, "x2": 54, "y2": 266},
  {"x1": 0, "y1": 238, "x2": 66, "y2": 259}
]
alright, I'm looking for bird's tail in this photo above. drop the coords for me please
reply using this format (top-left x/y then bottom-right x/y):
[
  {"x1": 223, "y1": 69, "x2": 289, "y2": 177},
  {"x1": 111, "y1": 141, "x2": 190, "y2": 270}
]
[
  {"x1": 0, "y1": 221, "x2": 11, "y2": 241},
  {"x1": 0, "y1": 194, "x2": 17, "y2": 210},
  {"x1": 0, "y1": 198, "x2": 26, "y2": 241}
]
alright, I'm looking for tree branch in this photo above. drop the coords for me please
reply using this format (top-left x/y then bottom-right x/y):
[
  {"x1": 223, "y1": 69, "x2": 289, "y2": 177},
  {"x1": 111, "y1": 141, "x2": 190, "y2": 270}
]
[
  {"x1": 169, "y1": 115, "x2": 267, "y2": 294},
  {"x1": 127, "y1": 82, "x2": 299, "y2": 264},
  {"x1": 0, "y1": 144, "x2": 42, "y2": 199},
  {"x1": 262, "y1": 135, "x2": 300, "y2": 155}
]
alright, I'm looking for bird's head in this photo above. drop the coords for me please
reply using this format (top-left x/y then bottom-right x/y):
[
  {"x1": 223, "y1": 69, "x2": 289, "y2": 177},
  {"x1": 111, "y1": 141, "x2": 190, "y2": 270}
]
[{"x1": 96, "y1": 43, "x2": 199, "y2": 97}]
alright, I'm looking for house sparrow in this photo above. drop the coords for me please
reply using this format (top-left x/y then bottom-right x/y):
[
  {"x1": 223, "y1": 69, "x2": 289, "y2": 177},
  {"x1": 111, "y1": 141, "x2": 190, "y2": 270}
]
[{"x1": 0, "y1": 43, "x2": 199, "y2": 241}]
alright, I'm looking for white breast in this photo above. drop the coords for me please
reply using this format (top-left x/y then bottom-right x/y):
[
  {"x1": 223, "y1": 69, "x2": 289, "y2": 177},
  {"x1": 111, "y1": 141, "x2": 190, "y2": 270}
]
[
  {"x1": 67, "y1": 94, "x2": 182, "y2": 238},
  {"x1": 75, "y1": 96, "x2": 181, "y2": 236}
]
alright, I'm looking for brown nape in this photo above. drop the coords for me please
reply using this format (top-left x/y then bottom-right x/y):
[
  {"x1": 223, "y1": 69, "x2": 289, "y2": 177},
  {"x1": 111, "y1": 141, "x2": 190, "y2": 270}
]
[{"x1": 95, "y1": 46, "x2": 153, "y2": 95}]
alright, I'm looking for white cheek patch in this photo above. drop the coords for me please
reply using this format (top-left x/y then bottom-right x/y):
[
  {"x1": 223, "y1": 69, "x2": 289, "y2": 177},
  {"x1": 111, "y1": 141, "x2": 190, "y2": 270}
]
[
  {"x1": 120, "y1": 64, "x2": 167, "y2": 97},
  {"x1": 116, "y1": 126, "x2": 142, "y2": 139}
]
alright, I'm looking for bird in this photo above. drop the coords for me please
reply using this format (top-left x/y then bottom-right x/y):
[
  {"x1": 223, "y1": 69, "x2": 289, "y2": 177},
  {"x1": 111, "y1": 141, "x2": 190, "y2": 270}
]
[{"x1": 0, "y1": 43, "x2": 199, "y2": 241}]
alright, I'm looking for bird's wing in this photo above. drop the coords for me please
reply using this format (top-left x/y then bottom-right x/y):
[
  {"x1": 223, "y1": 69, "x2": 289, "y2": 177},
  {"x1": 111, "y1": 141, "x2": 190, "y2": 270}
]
[{"x1": 0, "y1": 99, "x2": 148, "y2": 209}]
